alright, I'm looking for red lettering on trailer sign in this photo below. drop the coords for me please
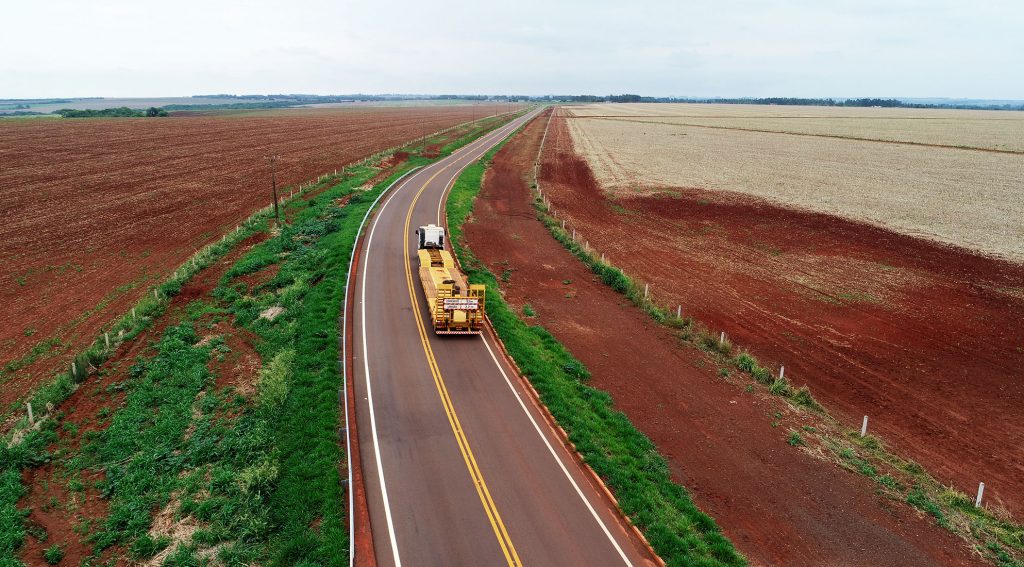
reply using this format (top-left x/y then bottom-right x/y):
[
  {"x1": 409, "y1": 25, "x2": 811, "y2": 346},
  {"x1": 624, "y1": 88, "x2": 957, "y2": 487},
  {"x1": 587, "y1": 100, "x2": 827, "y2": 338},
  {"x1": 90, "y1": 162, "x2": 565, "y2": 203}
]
[{"x1": 443, "y1": 298, "x2": 479, "y2": 310}]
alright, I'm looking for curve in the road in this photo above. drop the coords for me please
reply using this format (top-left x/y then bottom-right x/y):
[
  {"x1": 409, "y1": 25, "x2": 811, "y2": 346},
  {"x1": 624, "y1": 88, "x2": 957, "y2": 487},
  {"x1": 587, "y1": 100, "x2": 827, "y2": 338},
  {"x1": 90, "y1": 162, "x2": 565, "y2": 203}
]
[{"x1": 351, "y1": 109, "x2": 656, "y2": 567}]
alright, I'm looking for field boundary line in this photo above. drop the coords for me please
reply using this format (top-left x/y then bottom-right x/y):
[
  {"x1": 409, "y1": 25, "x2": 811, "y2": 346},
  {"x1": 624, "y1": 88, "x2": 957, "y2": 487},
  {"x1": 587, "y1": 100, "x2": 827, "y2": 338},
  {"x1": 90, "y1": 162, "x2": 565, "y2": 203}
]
[
  {"x1": 581, "y1": 115, "x2": 1024, "y2": 155},
  {"x1": 528, "y1": 106, "x2": 666, "y2": 564}
]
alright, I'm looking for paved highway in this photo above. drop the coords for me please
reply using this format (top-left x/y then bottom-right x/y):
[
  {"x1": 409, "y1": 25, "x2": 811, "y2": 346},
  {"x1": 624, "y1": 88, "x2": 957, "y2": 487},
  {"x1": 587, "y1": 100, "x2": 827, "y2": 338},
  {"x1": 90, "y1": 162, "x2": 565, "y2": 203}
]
[{"x1": 348, "y1": 109, "x2": 658, "y2": 566}]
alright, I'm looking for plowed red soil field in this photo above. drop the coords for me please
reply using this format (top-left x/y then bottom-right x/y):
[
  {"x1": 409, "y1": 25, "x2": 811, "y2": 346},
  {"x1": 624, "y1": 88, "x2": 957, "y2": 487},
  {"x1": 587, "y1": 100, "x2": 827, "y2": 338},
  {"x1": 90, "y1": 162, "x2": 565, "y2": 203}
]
[
  {"x1": 466, "y1": 109, "x2": 987, "y2": 566},
  {"x1": 0, "y1": 106, "x2": 485, "y2": 411},
  {"x1": 536, "y1": 110, "x2": 1024, "y2": 518}
]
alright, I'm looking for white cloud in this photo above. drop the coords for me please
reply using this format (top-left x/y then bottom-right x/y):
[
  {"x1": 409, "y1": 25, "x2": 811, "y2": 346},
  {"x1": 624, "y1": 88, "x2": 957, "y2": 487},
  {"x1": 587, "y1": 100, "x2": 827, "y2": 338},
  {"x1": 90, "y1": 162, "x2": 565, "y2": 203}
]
[{"x1": 1, "y1": 0, "x2": 1021, "y2": 98}]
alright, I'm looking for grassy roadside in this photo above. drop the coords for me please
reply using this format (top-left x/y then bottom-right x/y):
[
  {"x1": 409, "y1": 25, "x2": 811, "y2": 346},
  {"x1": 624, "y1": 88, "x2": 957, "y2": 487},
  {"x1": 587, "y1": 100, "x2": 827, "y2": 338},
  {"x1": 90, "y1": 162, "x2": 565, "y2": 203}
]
[
  {"x1": 529, "y1": 126, "x2": 1023, "y2": 565},
  {"x1": 0, "y1": 112, "x2": 523, "y2": 566},
  {"x1": 446, "y1": 126, "x2": 746, "y2": 567}
]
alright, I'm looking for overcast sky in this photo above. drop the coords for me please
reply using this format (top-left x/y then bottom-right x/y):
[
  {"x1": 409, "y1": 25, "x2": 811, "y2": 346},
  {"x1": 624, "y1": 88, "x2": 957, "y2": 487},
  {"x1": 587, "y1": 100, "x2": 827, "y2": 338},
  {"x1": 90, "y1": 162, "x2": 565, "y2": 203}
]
[{"x1": 3, "y1": 0, "x2": 1022, "y2": 99}]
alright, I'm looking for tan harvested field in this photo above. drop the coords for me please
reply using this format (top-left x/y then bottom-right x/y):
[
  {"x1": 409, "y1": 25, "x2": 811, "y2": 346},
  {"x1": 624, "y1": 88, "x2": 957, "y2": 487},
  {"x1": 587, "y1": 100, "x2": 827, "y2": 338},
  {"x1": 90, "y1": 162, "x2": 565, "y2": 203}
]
[
  {"x1": 566, "y1": 103, "x2": 1024, "y2": 261},
  {"x1": 570, "y1": 103, "x2": 1024, "y2": 151}
]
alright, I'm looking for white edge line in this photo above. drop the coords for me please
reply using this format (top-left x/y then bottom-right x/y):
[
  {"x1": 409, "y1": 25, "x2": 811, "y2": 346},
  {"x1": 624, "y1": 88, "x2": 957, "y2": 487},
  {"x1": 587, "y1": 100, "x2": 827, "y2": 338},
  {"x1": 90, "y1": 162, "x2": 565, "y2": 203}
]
[
  {"x1": 351, "y1": 115, "x2": 529, "y2": 567},
  {"x1": 346, "y1": 166, "x2": 421, "y2": 567},
  {"x1": 437, "y1": 107, "x2": 635, "y2": 566},
  {"x1": 481, "y1": 336, "x2": 634, "y2": 566}
]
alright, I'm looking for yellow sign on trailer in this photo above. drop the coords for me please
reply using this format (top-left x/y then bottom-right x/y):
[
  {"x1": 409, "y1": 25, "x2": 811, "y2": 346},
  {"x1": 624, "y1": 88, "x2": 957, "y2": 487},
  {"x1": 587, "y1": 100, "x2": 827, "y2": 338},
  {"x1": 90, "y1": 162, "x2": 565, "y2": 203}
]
[{"x1": 416, "y1": 225, "x2": 486, "y2": 335}]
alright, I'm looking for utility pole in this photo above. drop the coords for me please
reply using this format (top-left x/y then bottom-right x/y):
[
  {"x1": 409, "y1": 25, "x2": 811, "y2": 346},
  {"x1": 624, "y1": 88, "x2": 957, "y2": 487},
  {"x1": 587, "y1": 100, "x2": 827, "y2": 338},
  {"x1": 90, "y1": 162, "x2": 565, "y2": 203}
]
[{"x1": 269, "y1": 155, "x2": 280, "y2": 225}]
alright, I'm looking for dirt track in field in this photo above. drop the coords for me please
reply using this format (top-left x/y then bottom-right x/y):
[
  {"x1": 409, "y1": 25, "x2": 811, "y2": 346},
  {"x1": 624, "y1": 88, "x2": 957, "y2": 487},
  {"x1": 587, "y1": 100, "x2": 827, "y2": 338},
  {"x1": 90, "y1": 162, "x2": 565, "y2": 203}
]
[
  {"x1": 0, "y1": 106, "x2": 493, "y2": 410},
  {"x1": 537, "y1": 110, "x2": 1024, "y2": 518},
  {"x1": 465, "y1": 109, "x2": 985, "y2": 567}
]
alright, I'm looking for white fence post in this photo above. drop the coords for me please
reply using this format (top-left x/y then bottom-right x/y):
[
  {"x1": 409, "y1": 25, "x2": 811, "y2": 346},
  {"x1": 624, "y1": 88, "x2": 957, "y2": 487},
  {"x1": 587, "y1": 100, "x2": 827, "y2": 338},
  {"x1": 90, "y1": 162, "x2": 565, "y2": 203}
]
[
  {"x1": 105, "y1": 332, "x2": 110, "y2": 349},
  {"x1": 676, "y1": 305, "x2": 681, "y2": 318},
  {"x1": 26, "y1": 402, "x2": 34, "y2": 425},
  {"x1": 644, "y1": 284, "x2": 649, "y2": 299},
  {"x1": 780, "y1": 366, "x2": 785, "y2": 380},
  {"x1": 861, "y1": 415, "x2": 869, "y2": 437},
  {"x1": 975, "y1": 482, "x2": 985, "y2": 507},
  {"x1": 719, "y1": 331, "x2": 725, "y2": 345}
]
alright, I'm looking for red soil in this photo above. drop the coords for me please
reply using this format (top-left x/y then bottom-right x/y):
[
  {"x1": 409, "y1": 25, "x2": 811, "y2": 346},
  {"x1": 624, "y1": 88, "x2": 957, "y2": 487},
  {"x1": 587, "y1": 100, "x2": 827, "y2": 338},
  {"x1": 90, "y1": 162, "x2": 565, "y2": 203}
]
[
  {"x1": 206, "y1": 321, "x2": 261, "y2": 397},
  {"x1": 538, "y1": 110, "x2": 1024, "y2": 519},
  {"x1": 0, "y1": 106, "x2": 483, "y2": 410},
  {"x1": 235, "y1": 263, "x2": 281, "y2": 294},
  {"x1": 16, "y1": 231, "x2": 267, "y2": 564},
  {"x1": 464, "y1": 109, "x2": 986, "y2": 566}
]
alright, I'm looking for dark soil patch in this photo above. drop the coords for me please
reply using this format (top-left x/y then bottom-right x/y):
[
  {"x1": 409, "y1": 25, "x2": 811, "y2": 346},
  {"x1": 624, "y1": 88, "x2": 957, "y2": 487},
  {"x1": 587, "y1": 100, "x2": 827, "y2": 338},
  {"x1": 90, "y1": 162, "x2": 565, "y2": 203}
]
[
  {"x1": 464, "y1": 109, "x2": 986, "y2": 567},
  {"x1": 420, "y1": 143, "x2": 442, "y2": 159},
  {"x1": 20, "y1": 467, "x2": 117, "y2": 567},
  {"x1": 234, "y1": 263, "x2": 281, "y2": 294},
  {"x1": 202, "y1": 320, "x2": 262, "y2": 397},
  {"x1": 15, "y1": 230, "x2": 268, "y2": 563},
  {"x1": 366, "y1": 151, "x2": 409, "y2": 186}
]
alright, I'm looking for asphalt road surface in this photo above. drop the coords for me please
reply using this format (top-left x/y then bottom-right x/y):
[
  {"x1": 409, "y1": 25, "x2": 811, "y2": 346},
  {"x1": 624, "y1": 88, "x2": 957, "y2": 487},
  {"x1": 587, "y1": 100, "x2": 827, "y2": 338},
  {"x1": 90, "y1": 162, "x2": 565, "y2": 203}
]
[{"x1": 349, "y1": 109, "x2": 658, "y2": 566}]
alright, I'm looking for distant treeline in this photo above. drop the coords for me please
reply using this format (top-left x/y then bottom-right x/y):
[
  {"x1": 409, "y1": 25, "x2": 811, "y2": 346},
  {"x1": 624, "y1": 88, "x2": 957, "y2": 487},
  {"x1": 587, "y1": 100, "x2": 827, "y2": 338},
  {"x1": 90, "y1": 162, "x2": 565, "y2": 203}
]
[
  {"x1": 162, "y1": 101, "x2": 302, "y2": 111},
  {"x1": 524, "y1": 94, "x2": 1024, "y2": 110},
  {"x1": 168, "y1": 94, "x2": 398, "y2": 111},
  {"x1": 0, "y1": 99, "x2": 74, "y2": 106},
  {"x1": 679, "y1": 97, "x2": 1024, "y2": 110},
  {"x1": 194, "y1": 94, "x2": 401, "y2": 103},
  {"x1": 56, "y1": 107, "x2": 168, "y2": 118}
]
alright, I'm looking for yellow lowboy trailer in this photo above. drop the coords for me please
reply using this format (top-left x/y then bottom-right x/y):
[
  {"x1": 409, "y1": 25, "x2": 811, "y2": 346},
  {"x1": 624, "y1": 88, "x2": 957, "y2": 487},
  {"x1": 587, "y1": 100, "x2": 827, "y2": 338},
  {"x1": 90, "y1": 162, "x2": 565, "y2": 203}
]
[{"x1": 416, "y1": 224, "x2": 485, "y2": 335}]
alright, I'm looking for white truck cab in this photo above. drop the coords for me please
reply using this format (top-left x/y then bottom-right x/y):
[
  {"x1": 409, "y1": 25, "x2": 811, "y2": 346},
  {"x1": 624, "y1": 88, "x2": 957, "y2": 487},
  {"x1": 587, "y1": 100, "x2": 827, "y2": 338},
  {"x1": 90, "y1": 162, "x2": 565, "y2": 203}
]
[{"x1": 417, "y1": 224, "x2": 445, "y2": 250}]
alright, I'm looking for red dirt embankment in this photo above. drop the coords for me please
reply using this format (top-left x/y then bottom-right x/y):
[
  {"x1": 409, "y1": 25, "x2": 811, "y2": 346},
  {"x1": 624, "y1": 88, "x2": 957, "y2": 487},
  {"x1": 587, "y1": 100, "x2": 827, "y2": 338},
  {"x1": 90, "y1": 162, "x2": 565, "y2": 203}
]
[
  {"x1": 540, "y1": 110, "x2": 1024, "y2": 517},
  {"x1": 465, "y1": 110, "x2": 985, "y2": 566},
  {"x1": 17, "y1": 231, "x2": 267, "y2": 566},
  {"x1": 0, "y1": 106, "x2": 484, "y2": 409}
]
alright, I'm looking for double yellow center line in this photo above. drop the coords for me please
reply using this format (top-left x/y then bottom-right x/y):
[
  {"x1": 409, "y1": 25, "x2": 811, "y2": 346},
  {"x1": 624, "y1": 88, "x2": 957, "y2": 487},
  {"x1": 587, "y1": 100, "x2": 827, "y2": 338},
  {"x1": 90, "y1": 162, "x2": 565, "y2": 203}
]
[{"x1": 401, "y1": 155, "x2": 523, "y2": 566}]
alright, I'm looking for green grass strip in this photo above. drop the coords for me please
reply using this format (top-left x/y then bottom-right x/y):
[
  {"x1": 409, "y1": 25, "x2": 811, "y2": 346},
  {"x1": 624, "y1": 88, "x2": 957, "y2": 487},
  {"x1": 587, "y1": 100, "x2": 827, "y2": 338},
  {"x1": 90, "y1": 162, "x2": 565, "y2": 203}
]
[
  {"x1": 0, "y1": 470, "x2": 27, "y2": 567},
  {"x1": 446, "y1": 132, "x2": 746, "y2": 567}
]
